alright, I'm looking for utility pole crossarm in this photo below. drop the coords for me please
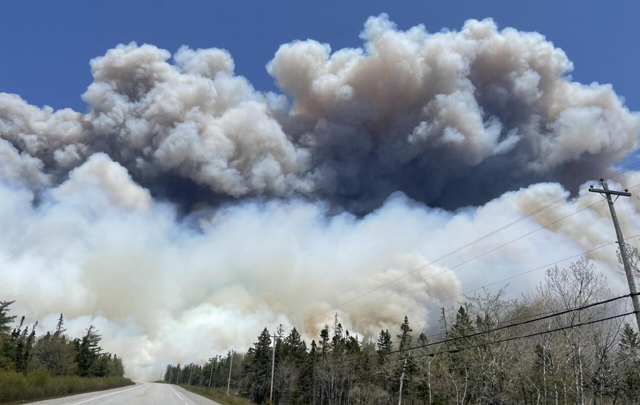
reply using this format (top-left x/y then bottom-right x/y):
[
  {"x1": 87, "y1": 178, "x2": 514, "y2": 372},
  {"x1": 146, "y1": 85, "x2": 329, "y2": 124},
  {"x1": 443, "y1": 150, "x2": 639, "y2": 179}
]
[
  {"x1": 590, "y1": 179, "x2": 640, "y2": 330},
  {"x1": 588, "y1": 188, "x2": 631, "y2": 197}
]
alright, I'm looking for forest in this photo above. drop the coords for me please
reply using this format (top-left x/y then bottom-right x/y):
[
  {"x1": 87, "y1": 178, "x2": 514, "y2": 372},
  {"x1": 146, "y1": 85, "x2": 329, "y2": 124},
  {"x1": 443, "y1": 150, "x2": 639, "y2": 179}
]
[
  {"x1": 165, "y1": 258, "x2": 640, "y2": 405},
  {"x1": 0, "y1": 301, "x2": 132, "y2": 403}
]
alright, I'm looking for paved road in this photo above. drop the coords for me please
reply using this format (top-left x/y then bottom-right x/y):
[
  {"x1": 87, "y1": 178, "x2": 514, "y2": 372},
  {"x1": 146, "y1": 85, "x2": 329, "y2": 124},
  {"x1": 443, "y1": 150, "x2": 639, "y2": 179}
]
[{"x1": 25, "y1": 383, "x2": 221, "y2": 405}]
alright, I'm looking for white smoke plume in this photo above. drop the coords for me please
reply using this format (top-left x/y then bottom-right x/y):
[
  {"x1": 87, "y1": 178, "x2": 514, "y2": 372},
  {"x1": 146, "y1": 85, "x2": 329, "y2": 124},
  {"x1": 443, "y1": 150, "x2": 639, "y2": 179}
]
[{"x1": 0, "y1": 15, "x2": 639, "y2": 379}]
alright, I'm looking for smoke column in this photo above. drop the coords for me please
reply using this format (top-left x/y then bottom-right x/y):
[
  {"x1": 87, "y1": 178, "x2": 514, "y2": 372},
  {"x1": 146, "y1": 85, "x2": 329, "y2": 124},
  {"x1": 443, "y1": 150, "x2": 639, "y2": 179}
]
[{"x1": 0, "y1": 15, "x2": 638, "y2": 378}]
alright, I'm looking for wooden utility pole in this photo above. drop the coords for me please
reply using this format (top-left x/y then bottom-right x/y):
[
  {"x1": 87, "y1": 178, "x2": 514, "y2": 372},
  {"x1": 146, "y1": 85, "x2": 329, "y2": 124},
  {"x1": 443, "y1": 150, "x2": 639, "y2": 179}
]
[
  {"x1": 398, "y1": 358, "x2": 407, "y2": 405},
  {"x1": 590, "y1": 180, "x2": 640, "y2": 329},
  {"x1": 209, "y1": 359, "x2": 214, "y2": 387},
  {"x1": 270, "y1": 334, "x2": 276, "y2": 404},
  {"x1": 227, "y1": 351, "x2": 234, "y2": 395},
  {"x1": 188, "y1": 364, "x2": 193, "y2": 386},
  {"x1": 441, "y1": 308, "x2": 448, "y2": 334}
]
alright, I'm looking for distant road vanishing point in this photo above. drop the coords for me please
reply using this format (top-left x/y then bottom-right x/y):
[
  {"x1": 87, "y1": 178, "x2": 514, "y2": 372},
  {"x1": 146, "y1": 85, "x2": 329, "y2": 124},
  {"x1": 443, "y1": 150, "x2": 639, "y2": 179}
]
[{"x1": 24, "y1": 383, "x2": 221, "y2": 405}]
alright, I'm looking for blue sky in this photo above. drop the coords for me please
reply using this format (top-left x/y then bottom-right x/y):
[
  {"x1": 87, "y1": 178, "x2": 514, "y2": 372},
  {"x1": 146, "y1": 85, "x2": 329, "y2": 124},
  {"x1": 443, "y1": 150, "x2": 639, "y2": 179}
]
[{"x1": 1, "y1": 0, "x2": 639, "y2": 117}]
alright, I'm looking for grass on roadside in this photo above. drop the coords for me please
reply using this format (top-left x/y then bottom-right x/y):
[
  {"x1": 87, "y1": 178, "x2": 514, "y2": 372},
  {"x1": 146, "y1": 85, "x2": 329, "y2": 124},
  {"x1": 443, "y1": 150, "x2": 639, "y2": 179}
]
[
  {"x1": 179, "y1": 385, "x2": 255, "y2": 405},
  {"x1": 0, "y1": 369, "x2": 134, "y2": 404}
]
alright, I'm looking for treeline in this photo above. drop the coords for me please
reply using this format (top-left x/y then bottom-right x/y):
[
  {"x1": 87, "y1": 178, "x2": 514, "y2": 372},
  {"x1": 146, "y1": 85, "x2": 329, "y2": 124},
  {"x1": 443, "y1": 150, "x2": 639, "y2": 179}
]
[
  {"x1": 0, "y1": 301, "x2": 132, "y2": 403},
  {"x1": 167, "y1": 258, "x2": 640, "y2": 404}
]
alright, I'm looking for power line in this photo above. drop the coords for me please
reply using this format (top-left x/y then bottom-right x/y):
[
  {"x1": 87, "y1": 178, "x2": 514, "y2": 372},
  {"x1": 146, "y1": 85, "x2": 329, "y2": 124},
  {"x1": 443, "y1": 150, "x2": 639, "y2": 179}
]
[
  {"x1": 410, "y1": 311, "x2": 634, "y2": 359},
  {"x1": 367, "y1": 311, "x2": 634, "y2": 371},
  {"x1": 602, "y1": 161, "x2": 640, "y2": 181},
  {"x1": 307, "y1": 162, "x2": 640, "y2": 325},
  {"x1": 307, "y1": 196, "x2": 570, "y2": 322},
  {"x1": 385, "y1": 293, "x2": 633, "y2": 357},
  {"x1": 337, "y1": 200, "x2": 603, "y2": 318},
  {"x1": 376, "y1": 234, "x2": 640, "y2": 325},
  {"x1": 334, "y1": 180, "x2": 640, "y2": 320},
  {"x1": 314, "y1": 294, "x2": 635, "y2": 370},
  {"x1": 233, "y1": 292, "x2": 635, "y2": 371}
]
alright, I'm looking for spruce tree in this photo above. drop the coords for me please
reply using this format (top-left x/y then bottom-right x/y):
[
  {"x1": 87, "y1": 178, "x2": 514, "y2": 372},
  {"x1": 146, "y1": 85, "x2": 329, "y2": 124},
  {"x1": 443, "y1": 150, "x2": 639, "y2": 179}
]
[
  {"x1": 319, "y1": 325, "x2": 330, "y2": 358},
  {"x1": 0, "y1": 301, "x2": 16, "y2": 337},
  {"x1": 247, "y1": 328, "x2": 272, "y2": 403},
  {"x1": 75, "y1": 325, "x2": 103, "y2": 377},
  {"x1": 0, "y1": 301, "x2": 16, "y2": 369},
  {"x1": 377, "y1": 330, "x2": 393, "y2": 356},
  {"x1": 54, "y1": 314, "x2": 66, "y2": 336},
  {"x1": 283, "y1": 327, "x2": 307, "y2": 362},
  {"x1": 397, "y1": 316, "x2": 413, "y2": 351}
]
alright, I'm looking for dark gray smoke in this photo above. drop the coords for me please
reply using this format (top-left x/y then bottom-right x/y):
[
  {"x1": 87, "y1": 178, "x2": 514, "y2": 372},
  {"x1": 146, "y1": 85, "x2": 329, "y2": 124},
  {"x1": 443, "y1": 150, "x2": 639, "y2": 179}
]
[{"x1": 0, "y1": 15, "x2": 637, "y2": 213}]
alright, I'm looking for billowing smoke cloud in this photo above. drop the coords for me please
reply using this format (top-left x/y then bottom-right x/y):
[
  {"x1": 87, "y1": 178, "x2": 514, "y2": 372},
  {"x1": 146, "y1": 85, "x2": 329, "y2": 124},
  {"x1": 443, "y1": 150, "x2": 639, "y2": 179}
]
[
  {"x1": 0, "y1": 15, "x2": 639, "y2": 380},
  {"x1": 1, "y1": 15, "x2": 638, "y2": 211}
]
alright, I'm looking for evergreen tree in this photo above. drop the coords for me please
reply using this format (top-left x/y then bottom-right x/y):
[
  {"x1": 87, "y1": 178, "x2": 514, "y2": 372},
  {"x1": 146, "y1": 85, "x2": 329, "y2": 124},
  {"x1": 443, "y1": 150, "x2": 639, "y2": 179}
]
[
  {"x1": 377, "y1": 329, "x2": 393, "y2": 360},
  {"x1": 30, "y1": 331, "x2": 75, "y2": 376},
  {"x1": 319, "y1": 325, "x2": 330, "y2": 358},
  {"x1": 75, "y1": 325, "x2": 103, "y2": 377},
  {"x1": 450, "y1": 306, "x2": 475, "y2": 342},
  {"x1": 0, "y1": 301, "x2": 16, "y2": 336},
  {"x1": 397, "y1": 316, "x2": 413, "y2": 351},
  {"x1": 283, "y1": 327, "x2": 307, "y2": 362},
  {"x1": 54, "y1": 313, "x2": 66, "y2": 336},
  {"x1": 11, "y1": 318, "x2": 37, "y2": 372},
  {"x1": 619, "y1": 323, "x2": 640, "y2": 399},
  {"x1": 0, "y1": 301, "x2": 16, "y2": 370},
  {"x1": 246, "y1": 328, "x2": 272, "y2": 403},
  {"x1": 332, "y1": 322, "x2": 344, "y2": 354}
]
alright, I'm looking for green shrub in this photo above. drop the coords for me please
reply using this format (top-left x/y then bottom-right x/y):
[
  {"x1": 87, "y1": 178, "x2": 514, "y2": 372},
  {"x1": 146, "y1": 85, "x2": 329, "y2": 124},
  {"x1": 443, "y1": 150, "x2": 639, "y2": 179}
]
[
  {"x1": 29, "y1": 367, "x2": 51, "y2": 387},
  {"x1": 179, "y1": 385, "x2": 256, "y2": 405},
  {"x1": 0, "y1": 371, "x2": 134, "y2": 403}
]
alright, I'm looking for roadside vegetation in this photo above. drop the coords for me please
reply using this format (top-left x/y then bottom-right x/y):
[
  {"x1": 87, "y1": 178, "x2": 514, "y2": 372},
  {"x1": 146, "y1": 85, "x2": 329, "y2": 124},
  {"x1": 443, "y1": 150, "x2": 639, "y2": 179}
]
[
  {"x1": 0, "y1": 302, "x2": 133, "y2": 403},
  {"x1": 165, "y1": 258, "x2": 640, "y2": 405},
  {"x1": 179, "y1": 385, "x2": 255, "y2": 405}
]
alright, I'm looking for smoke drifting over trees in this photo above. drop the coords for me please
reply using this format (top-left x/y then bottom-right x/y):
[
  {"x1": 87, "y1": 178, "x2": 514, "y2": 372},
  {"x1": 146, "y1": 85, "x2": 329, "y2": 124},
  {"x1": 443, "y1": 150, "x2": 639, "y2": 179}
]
[{"x1": 0, "y1": 15, "x2": 639, "y2": 379}]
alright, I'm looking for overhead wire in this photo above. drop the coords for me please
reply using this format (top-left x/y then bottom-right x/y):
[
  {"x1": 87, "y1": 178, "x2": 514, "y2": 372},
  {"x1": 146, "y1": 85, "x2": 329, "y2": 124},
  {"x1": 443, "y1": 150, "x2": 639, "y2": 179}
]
[
  {"x1": 377, "y1": 231, "x2": 640, "y2": 324},
  {"x1": 328, "y1": 178, "x2": 640, "y2": 322},
  {"x1": 237, "y1": 293, "x2": 636, "y2": 371},
  {"x1": 184, "y1": 161, "x2": 640, "y2": 376},
  {"x1": 306, "y1": 160, "x2": 640, "y2": 325}
]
